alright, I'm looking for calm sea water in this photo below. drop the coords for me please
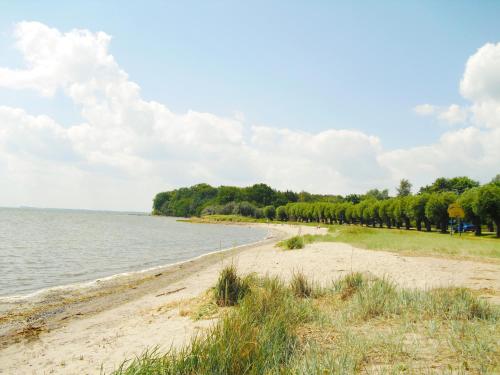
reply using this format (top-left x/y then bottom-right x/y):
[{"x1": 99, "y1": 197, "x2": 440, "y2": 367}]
[{"x1": 0, "y1": 208, "x2": 268, "y2": 297}]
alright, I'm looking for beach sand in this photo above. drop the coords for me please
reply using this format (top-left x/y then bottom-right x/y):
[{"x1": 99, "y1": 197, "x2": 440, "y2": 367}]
[{"x1": 0, "y1": 223, "x2": 499, "y2": 374}]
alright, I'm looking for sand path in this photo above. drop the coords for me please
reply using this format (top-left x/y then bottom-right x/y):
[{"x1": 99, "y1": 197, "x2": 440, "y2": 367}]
[{"x1": 0, "y1": 223, "x2": 499, "y2": 374}]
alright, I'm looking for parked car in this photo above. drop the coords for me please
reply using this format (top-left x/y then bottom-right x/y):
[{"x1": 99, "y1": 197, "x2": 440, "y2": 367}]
[{"x1": 454, "y1": 222, "x2": 475, "y2": 232}]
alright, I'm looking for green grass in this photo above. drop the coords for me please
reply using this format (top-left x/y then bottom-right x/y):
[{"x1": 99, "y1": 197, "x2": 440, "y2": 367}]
[
  {"x1": 186, "y1": 215, "x2": 269, "y2": 223},
  {"x1": 113, "y1": 270, "x2": 500, "y2": 374},
  {"x1": 278, "y1": 235, "x2": 305, "y2": 250},
  {"x1": 214, "y1": 265, "x2": 251, "y2": 306},
  {"x1": 186, "y1": 214, "x2": 499, "y2": 261},
  {"x1": 301, "y1": 224, "x2": 500, "y2": 261}
]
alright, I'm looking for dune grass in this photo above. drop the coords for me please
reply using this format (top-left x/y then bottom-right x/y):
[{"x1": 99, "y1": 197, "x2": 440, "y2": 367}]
[
  {"x1": 279, "y1": 235, "x2": 305, "y2": 250},
  {"x1": 300, "y1": 224, "x2": 500, "y2": 261},
  {"x1": 113, "y1": 269, "x2": 499, "y2": 374}
]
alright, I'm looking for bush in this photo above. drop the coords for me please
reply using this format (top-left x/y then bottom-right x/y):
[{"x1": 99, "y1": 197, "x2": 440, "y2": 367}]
[
  {"x1": 276, "y1": 205, "x2": 288, "y2": 221},
  {"x1": 232, "y1": 201, "x2": 257, "y2": 217},
  {"x1": 214, "y1": 265, "x2": 249, "y2": 306},
  {"x1": 284, "y1": 236, "x2": 304, "y2": 250},
  {"x1": 263, "y1": 205, "x2": 276, "y2": 220}
]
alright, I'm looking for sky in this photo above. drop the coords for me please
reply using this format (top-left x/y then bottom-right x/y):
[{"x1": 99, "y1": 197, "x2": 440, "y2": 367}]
[{"x1": 0, "y1": 1, "x2": 499, "y2": 211}]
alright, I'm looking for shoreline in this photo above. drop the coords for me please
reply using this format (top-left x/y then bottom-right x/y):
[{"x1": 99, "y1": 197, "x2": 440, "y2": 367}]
[
  {"x1": 0, "y1": 224, "x2": 274, "y2": 303},
  {"x1": 1, "y1": 222, "x2": 499, "y2": 374},
  {"x1": 0, "y1": 223, "x2": 290, "y2": 349}
]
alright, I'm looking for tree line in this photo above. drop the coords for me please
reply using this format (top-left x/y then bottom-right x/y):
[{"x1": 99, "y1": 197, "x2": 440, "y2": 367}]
[{"x1": 153, "y1": 175, "x2": 500, "y2": 237}]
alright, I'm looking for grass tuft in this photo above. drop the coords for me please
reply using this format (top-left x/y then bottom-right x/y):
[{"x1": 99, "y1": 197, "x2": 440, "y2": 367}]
[
  {"x1": 282, "y1": 236, "x2": 305, "y2": 250},
  {"x1": 114, "y1": 273, "x2": 500, "y2": 375},
  {"x1": 214, "y1": 265, "x2": 250, "y2": 306},
  {"x1": 290, "y1": 271, "x2": 313, "y2": 298}
]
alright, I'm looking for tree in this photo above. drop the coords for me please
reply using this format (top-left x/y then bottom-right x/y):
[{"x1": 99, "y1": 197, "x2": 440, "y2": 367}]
[
  {"x1": 409, "y1": 194, "x2": 431, "y2": 231},
  {"x1": 244, "y1": 184, "x2": 276, "y2": 206},
  {"x1": 378, "y1": 199, "x2": 392, "y2": 228},
  {"x1": 491, "y1": 174, "x2": 500, "y2": 187},
  {"x1": 475, "y1": 184, "x2": 500, "y2": 237},
  {"x1": 425, "y1": 192, "x2": 457, "y2": 233},
  {"x1": 344, "y1": 194, "x2": 361, "y2": 204},
  {"x1": 419, "y1": 176, "x2": 479, "y2": 195},
  {"x1": 459, "y1": 188, "x2": 482, "y2": 236},
  {"x1": 396, "y1": 179, "x2": 412, "y2": 197},
  {"x1": 276, "y1": 206, "x2": 288, "y2": 221},
  {"x1": 394, "y1": 196, "x2": 411, "y2": 229},
  {"x1": 364, "y1": 189, "x2": 389, "y2": 200},
  {"x1": 152, "y1": 192, "x2": 171, "y2": 215},
  {"x1": 263, "y1": 205, "x2": 276, "y2": 220},
  {"x1": 233, "y1": 201, "x2": 257, "y2": 217},
  {"x1": 216, "y1": 186, "x2": 243, "y2": 204}
]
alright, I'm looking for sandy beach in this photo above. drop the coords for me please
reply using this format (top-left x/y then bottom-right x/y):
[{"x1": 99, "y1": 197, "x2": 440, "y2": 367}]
[{"x1": 1, "y1": 223, "x2": 499, "y2": 375}]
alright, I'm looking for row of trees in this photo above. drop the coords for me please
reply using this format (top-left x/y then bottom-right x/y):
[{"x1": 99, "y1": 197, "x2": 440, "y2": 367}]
[
  {"x1": 152, "y1": 176, "x2": 500, "y2": 237},
  {"x1": 276, "y1": 183, "x2": 499, "y2": 237}
]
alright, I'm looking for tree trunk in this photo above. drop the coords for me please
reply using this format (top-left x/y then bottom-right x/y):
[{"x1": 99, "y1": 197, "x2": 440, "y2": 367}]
[
  {"x1": 416, "y1": 220, "x2": 422, "y2": 231},
  {"x1": 473, "y1": 217, "x2": 482, "y2": 236},
  {"x1": 386, "y1": 218, "x2": 391, "y2": 229},
  {"x1": 441, "y1": 218, "x2": 448, "y2": 233},
  {"x1": 404, "y1": 218, "x2": 410, "y2": 230},
  {"x1": 396, "y1": 220, "x2": 401, "y2": 229},
  {"x1": 424, "y1": 218, "x2": 431, "y2": 232},
  {"x1": 488, "y1": 221, "x2": 494, "y2": 233},
  {"x1": 496, "y1": 220, "x2": 500, "y2": 238}
]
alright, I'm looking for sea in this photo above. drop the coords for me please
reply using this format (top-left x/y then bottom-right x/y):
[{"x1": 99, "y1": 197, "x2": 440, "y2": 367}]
[{"x1": 0, "y1": 207, "x2": 268, "y2": 298}]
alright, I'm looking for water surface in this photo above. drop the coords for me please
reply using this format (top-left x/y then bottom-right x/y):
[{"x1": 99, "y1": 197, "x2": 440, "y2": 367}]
[{"x1": 0, "y1": 208, "x2": 267, "y2": 297}]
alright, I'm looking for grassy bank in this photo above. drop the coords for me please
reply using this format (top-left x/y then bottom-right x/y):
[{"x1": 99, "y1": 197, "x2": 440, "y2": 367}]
[
  {"x1": 189, "y1": 214, "x2": 499, "y2": 261},
  {"x1": 296, "y1": 225, "x2": 500, "y2": 261},
  {"x1": 113, "y1": 269, "x2": 499, "y2": 374}
]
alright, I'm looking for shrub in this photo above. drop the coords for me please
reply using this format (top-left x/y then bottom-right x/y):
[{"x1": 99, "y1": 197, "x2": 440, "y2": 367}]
[
  {"x1": 263, "y1": 205, "x2": 276, "y2": 220},
  {"x1": 284, "y1": 236, "x2": 304, "y2": 250},
  {"x1": 214, "y1": 265, "x2": 249, "y2": 306}
]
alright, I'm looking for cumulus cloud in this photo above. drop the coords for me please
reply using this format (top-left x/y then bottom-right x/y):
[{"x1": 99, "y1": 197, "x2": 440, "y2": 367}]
[
  {"x1": 0, "y1": 22, "x2": 499, "y2": 210},
  {"x1": 414, "y1": 103, "x2": 468, "y2": 125}
]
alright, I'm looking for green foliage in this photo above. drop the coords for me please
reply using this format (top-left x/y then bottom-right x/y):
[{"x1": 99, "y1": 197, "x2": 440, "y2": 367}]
[
  {"x1": 475, "y1": 184, "x2": 500, "y2": 237},
  {"x1": 396, "y1": 178, "x2": 412, "y2": 197},
  {"x1": 263, "y1": 205, "x2": 276, "y2": 220},
  {"x1": 419, "y1": 176, "x2": 480, "y2": 195},
  {"x1": 363, "y1": 188, "x2": 389, "y2": 200},
  {"x1": 153, "y1": 177, "x2": 500, "y2": 236},
  {"x1": 276, "y1": 205, "x2": 288, "y2": 221},
  {"x1": 425, "y1": 191, "x2": 457, "y2": 232},
  {"x1": 283, "y1": 236, "x2": 305, "y2": 250}
]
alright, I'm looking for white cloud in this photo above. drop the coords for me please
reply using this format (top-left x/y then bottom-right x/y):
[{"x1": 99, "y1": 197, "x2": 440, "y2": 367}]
[
  {"x1": 413, "y1": 104, "x2": 436, "y2": 116},
  {"x1": 0, "y1": 22, "x2": 499, "y2": 210},
  {"x1": 414, "y1": 103, "x2": 468, "y2": 125},
  {"x1": 437, "y1": 104, "x2": 468, "y2": 124}
]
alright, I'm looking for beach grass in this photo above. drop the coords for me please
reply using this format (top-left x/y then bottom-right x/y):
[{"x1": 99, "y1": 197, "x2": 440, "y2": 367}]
[
  {"x1": 279, "y1": 235, "x2": 305, "y2": 250},
  {"x1": 113, "y1": 269, "x2": 500, "y2": 374}
]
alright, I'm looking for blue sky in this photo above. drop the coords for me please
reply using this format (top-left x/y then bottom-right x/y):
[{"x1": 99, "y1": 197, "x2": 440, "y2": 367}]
[
  {"x1": 0, "y1": 1, "x2": 499, "y2": 210},
  {"x1": 1, "y1": 1, "x2": 499, "y2": 148}
]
